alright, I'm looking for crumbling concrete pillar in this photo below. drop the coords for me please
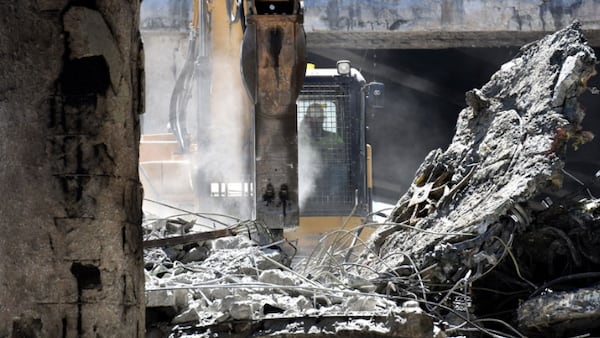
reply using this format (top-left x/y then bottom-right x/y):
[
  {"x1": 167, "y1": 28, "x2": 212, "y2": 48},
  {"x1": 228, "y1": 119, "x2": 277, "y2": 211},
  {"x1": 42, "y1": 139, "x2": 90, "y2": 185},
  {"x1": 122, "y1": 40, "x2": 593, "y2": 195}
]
[{"x1": 0, "y1": 1, "x2": 144, "y2": 336}]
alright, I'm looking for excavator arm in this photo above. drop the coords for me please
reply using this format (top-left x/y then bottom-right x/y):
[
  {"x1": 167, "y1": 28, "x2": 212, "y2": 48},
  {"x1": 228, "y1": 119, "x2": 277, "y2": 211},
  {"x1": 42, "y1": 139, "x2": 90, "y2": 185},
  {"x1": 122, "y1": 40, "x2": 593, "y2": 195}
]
[
  {"x1": 164, "y1": 0, "x2": 305, "y2": 229},
  {"x1": 241, "y1": 0, "x2": 306, "y2": 229}
]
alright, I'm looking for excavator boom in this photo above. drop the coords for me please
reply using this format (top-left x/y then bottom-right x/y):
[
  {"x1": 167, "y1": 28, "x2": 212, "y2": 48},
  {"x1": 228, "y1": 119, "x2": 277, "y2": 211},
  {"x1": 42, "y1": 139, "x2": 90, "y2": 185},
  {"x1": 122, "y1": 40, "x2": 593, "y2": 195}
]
[{"x1": 241, "y1": 0, "x2": 306, "y2": 229}]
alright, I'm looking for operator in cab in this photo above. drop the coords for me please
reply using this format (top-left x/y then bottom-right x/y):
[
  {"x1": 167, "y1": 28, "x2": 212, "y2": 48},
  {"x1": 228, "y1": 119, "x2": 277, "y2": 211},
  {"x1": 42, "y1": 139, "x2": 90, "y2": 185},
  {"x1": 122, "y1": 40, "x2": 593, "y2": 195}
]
[
  {"x1": 298, "y1": 102, "x2": 346, "y2": 203},
  {"x1": 299, "y1": 103, "x2": 342, "y2": 145}
]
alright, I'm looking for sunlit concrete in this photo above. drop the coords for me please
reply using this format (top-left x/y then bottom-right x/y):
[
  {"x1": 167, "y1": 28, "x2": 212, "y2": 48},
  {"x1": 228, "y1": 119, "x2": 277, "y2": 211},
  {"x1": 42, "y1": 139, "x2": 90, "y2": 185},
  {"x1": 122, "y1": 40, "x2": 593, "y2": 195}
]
[{"x1": 304, "y1": 0, "x2": 600, "y2": 48}]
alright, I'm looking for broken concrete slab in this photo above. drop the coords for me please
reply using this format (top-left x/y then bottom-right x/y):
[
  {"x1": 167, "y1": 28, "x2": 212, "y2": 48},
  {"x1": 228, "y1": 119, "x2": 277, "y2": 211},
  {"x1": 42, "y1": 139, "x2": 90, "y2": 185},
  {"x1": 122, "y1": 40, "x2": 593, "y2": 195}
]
[
  {"x1": 518, "y1": 285, "x2": 600, "y2": 336},
  {"x1": 342, "y1": 22, "x2": 600, "y2": 337},
  {"x1": 144, "y1": 219, "x2": 435, "y2": 337},
  {"x1": 171, "y1": 311, "x2": 434, "y2": 338},
  {"x1": 360, "y1": 22, "x2": 597, "y2": 288}
]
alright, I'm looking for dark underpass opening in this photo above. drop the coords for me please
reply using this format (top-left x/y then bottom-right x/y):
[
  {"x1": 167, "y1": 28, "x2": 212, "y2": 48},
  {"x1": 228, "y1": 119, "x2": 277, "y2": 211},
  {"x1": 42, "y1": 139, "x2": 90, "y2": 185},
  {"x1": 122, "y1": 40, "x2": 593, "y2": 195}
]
[{"x1": 308, "y1": 47, "x2": 600, "y2": 205}]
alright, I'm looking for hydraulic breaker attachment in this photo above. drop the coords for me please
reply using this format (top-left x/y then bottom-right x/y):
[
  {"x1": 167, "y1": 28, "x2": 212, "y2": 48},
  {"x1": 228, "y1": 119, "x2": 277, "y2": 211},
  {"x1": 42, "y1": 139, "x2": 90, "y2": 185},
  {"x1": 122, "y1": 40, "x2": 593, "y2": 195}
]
[{"x1": 241, "y1": 0, "x2": 306, "y2": 229}]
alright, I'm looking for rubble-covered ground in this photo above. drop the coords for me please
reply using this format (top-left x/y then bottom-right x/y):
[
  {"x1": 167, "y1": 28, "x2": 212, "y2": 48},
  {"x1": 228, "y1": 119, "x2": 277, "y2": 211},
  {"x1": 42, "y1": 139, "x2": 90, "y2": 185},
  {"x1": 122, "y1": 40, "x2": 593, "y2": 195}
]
[
  {"x1": 145, "y1": 23, "x2": 599, "y2": 338},
  {"x1": 143, "y1": 215, "x2": 436, "y2": 338}
]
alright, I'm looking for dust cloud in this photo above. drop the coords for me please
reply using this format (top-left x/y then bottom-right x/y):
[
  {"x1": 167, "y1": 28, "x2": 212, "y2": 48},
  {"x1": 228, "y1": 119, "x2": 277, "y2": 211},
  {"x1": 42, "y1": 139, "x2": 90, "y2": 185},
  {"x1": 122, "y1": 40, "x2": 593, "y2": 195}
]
[
  {"x1": 140, "y1": 31, "x2": 253, "y2": 221},
  {"x1": 297, "y1": 124, "x2": 320, "y2": 209}
]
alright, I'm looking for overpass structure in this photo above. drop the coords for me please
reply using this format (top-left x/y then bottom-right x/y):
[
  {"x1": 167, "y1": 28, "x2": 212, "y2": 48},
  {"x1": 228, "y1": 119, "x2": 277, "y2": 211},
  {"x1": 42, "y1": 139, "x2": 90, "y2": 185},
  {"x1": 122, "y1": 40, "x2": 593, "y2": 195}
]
[
  {"x1": 304, "y1": 0, "x2": 600, "y2": 48},
  {"x1": 141, "y1": 0, "x2": 600, "y2": 48}
]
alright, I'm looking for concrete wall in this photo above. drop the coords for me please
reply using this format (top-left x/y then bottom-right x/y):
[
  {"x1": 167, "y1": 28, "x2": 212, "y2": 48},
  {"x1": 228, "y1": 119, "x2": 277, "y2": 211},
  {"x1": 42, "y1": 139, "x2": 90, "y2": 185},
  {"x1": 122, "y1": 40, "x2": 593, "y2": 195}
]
[
  {"x1": 304, "y1": 0, "x2": 600, "y2": 48},
  {"x1": 140, "y1": 1, "x2": 600, "y2": 48}
]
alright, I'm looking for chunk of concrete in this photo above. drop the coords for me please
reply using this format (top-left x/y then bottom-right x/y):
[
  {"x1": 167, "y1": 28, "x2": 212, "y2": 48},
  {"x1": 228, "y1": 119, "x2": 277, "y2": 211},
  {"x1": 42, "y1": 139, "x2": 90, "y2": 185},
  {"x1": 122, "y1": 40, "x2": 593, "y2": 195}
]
[
  {"x1": 361, "y1": 22, "x2": 597, "y2": 289},
  {"x1": 210, "y1": 235, "x2": 255, "y2": 250},
  {"x1": 229, "y1": 301, "x2": 255, "y2": 320},
  {"x1": 518, "y1": 286, "x2": 600, "y2": 335},
  {"x1": 146, "y1": 289, "x2": 176, "y2": 308},
  {"x1": 258, "y1": 270, "x2": 297, "y2": 286}
]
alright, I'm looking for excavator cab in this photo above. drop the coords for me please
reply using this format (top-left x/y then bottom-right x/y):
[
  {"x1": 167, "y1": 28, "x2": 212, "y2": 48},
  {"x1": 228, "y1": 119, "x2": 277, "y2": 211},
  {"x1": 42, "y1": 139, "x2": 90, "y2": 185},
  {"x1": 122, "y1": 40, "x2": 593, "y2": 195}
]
[{"x1": 289, "y1": 61, "x2": 384, "y2": 256}]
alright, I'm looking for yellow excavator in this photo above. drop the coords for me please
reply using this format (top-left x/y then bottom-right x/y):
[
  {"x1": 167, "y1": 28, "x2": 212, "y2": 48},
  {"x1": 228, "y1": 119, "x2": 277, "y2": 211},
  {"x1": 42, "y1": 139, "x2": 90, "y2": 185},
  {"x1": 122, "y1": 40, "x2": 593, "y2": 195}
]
[{"x1": 139, "y1": 0, "x2": 383, "y2": 255}]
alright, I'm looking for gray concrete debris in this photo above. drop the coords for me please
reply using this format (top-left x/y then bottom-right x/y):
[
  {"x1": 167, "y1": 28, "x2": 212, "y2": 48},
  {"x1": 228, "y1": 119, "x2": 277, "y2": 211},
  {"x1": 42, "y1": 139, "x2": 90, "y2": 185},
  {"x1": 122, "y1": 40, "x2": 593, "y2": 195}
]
[
  {"x1": 172, "y1": 305, "x2": 200, "y2": 324},
  {"x1": 211, "y1": 235, "x2": 256, "y2": 250},
  {"x1": 518, "y1": 285, "x2": 600, "y2": 336},
  {"x1": 361, "y1": 21, "x2": 596, "y2": 284},
  {"x1": 351, "y1": 21, "x2": 599, "y2": 337},
  {"x1": 144, "y1": 216, "x2": 435, "y2": 337},
  {"x1": 145, "y1": 288, "x2": 187, "y2": 310},
  {"x1": 258, "y1": 270, "x2": 298, "y2": 286}
]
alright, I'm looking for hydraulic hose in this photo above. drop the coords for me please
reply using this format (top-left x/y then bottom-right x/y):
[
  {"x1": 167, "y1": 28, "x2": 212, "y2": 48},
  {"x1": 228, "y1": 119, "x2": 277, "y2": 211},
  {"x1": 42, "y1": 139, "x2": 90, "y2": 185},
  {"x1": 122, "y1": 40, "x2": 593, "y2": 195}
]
[
  {"x1": 168, "y1": 0, "x2": 201, "y2": 153},
  {"x1": 226, "y1": 0, "x2": 241, "y2": 24},
  {"x1": 168, "y1": 35, "x2": 197, "y2": 153}
]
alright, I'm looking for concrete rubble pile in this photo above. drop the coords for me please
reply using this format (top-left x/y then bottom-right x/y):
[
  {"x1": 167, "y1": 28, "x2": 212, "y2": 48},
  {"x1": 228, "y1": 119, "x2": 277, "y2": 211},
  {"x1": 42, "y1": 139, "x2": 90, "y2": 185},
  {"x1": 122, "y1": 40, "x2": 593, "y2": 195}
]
[
  {"x1": 144, "y1": 23, "x2": 599, "y2": 338},
  {"x1": 144, "y1": 216, "x2": 435, "y2": 337},
  {"x1": 354, "y1": 22, "x2": 600, "y2": 337}
]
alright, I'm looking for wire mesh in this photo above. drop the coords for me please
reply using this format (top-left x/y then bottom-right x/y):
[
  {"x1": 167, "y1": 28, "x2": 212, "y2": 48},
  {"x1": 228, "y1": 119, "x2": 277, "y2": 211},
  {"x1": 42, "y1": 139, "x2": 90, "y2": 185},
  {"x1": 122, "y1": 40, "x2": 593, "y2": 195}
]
[{"x1": 298, "y1": 83, "x2": 354, "y2": 214}]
